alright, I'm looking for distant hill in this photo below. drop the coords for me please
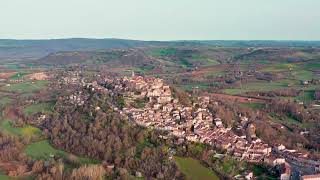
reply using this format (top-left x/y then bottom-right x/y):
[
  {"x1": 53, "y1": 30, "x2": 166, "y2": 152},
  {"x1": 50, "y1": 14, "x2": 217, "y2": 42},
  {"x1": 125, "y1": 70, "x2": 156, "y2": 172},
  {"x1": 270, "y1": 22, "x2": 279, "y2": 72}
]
[
  {"x1": 1, "y1": 38, "x2": 320, "y2": 61},
  {"x1": 192, "y1": 40, "x2": 320, "y2": 48},
  {"x1": 37, "y1": 49, "x2": 155, "y2": 66},
  {"x1": 0, "y1": 38, "x2": 172, "y2": 61},
  {"x1": 36, "y1": 46, "x2": 320, "y2": 72},
  {"x1": 234, "y1": 48, "x2": 320, "y2": 62}
]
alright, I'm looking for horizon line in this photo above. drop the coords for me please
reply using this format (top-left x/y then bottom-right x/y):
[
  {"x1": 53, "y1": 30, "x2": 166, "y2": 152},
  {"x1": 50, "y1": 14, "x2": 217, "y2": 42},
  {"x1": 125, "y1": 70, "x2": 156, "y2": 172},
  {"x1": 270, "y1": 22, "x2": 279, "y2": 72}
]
[{"x1": 0, "y1": 37, "x2": 320, "y2": 42}]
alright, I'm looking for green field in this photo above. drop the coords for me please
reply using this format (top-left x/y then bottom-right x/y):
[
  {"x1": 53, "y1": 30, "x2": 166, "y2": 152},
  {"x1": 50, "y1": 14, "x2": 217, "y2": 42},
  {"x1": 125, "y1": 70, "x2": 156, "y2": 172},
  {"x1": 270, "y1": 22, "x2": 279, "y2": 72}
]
[
  {"x1": 204, "y1": 70, "x2": 225, "y2": 78},
  {"x1": 176, "y1": 82, "x2": 213, "y2": 91},
  {"x1": 191, "y1": 55, "x2": 220, "y2": 66},
  {"x1": 219, "y1": 158, "x2": 240, "y2": 175},
  {"x1": 304, "y1": 62, "x2": 320, "y2": 70},
  {"x1": 292, "y1": 70, "x2": 315, "y2": 81},
  {"x1": 4, "y1": 64, "x2": 21, "y2": 70},
  {"x1": 0, "y1": 97, "x2": 13, "y2": 107},
  {"x1": 223, "y1": 80, "x2": 297, "y2": 95},
  {"x1": 9, "y1": 72, "x2": 30, "y2": 80},
  {"x1": 2, "y1": 80, "x2": 49, "y2": 93},
  {"x1": 0, "y1": 172, "x2": 32, "y2": 180},
  {"x1": 296, "y1": 90, "x2": 315, "y2": 104},
  {"x1": 149, "y1": 48, "x2": 177, "y2": 57},
  {"x1": 76, "y1": 156, "x2": 101, "y2": 165},
  {"x1": 260, "y1": 62, "x2": 318, "y2": 80},
  {"x1": 23, "y1": 102, "x2": 55, "y2": 116},
  {"x1": 0, "y1": 120, "x2": 41, "y2": 137},
  {"x1": 24, "y1": 140, "x2": 100, "y2": 165},
  {"x1": 261, "y1": 63, "x2": 296, "y2": 72},
  {"x1": 24, "y1": 140, "x2": 66, "y2": 160},
  {"x1": 175, "y1": 157, "x2": 219, "y2": 180},
  {"x1": 0, "y1": 174, "x2": 13, "y2": 180}
]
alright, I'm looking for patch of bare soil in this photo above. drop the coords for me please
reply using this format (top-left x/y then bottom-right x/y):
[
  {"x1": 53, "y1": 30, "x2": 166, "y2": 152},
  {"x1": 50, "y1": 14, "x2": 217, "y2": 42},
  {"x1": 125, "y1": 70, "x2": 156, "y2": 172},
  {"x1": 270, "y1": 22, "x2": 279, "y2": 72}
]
[
  {"x1": 0, "y1": 72, "x2": 17, "y2": 79},
  {"x1": 25, "y1": 72, "x2": 49, "y2": 80},
  {"x1": 3, "y1": 107, "x2": 20, "y2": 120}
]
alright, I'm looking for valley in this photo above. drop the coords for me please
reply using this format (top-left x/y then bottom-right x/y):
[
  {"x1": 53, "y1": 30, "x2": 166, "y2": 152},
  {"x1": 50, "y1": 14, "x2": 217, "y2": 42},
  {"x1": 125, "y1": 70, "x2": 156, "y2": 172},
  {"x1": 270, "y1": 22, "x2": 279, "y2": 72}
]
[{"x1": 0, "y1": 41, "x2": 319, "y2": 179}]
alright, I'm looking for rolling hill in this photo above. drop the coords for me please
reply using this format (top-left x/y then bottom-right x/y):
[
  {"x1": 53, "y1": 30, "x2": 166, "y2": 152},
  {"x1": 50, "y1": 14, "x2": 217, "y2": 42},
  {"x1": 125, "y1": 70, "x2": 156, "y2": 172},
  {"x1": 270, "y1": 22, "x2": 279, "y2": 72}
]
[{"x1": 1, "y1": 38, "x2": 320, "y2": 62}]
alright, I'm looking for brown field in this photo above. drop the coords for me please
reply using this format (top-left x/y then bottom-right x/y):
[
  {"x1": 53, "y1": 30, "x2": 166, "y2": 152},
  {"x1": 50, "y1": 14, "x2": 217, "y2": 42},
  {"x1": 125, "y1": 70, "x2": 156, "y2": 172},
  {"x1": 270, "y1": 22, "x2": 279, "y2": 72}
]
[
  {"x1": 3, "y1": 107, "x2": 19, "y2": 120},
  {"x1": 25, "y1": 72, "x2": 49, "y2": 80},
  {"x1": 0, "y1": 72, "x2": 17, "y2": 79},
  {"x1": 191, "y1": 64, "x2": 228, "y2": 77}
]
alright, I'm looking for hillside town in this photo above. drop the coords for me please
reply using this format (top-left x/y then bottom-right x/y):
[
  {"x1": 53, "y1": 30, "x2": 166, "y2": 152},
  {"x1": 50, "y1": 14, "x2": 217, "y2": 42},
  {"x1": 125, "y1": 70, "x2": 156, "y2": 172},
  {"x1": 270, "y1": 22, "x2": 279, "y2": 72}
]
[{"x1": 61, "y1": 71, "x2": 320, "y2": 180}]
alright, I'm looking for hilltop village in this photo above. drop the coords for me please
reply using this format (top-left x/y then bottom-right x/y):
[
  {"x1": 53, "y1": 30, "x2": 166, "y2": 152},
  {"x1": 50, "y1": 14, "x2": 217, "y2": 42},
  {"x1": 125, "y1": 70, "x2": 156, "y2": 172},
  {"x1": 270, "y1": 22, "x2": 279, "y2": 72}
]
[
  {"x1": 61, "y1": 71, "x2": 320, "y2": 179},
  {"x1": 106, "y1": 76, "x2": 272, "y2": 162}
]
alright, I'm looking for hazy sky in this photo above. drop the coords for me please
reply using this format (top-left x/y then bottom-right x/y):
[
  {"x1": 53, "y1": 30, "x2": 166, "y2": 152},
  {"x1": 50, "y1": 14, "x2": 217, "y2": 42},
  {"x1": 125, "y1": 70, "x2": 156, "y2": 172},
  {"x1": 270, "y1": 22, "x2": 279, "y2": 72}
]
[{"x1": 0, "y1": 0, "x2": 319, "y2": 40}]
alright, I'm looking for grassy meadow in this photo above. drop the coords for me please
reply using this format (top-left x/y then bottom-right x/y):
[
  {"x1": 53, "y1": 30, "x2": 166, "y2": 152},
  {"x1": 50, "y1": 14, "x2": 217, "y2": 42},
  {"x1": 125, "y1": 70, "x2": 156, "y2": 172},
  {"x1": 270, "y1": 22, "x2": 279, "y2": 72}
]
[
  {"x1": 23, "y1": 102, "x2": 55, "y2": 116},
  {"x1": 175, "y1": 157, "x2": 219, "y2": 180},
  {"x1": 2, "y1": 80, "x2": 49, "y2": 93},
  {"x1": 24, "y1": 140, "x2": 66, "y2": 160},
  {"x1": 0, "y1": 97, "x2": 13, "y2": 107},
  {"x1": 0, "y1": 120, "x2": 42, "y2": 137},
  {"x1": 9, "y1": 71, "x2": 30, "y2": 80},
  {"x1": 24, "y1": 140, "x2": 100, "y2": 165}
]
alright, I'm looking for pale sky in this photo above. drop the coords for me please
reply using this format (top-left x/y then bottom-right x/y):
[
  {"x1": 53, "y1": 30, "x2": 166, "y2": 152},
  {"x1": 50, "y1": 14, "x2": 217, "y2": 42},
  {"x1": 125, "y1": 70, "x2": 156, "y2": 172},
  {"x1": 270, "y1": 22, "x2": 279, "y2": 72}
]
[{"x1": 0, "y1": 0, "x2": 319, "y2": 40}]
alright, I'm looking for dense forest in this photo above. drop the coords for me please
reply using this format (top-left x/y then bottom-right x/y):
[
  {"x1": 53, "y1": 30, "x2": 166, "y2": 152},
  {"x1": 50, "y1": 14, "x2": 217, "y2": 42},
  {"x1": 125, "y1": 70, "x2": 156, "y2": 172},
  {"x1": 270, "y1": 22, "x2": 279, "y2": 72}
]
[{"x1": 43, "y1": 85, "x2": 184, "y2": 179}]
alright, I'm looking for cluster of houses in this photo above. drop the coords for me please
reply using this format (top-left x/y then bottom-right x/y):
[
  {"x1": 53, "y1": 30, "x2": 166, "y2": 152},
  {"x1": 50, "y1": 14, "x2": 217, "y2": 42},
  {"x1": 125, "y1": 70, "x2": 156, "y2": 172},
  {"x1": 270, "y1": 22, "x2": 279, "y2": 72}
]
[
  {"x1": 67, "y1": 91, "x2": 87, "y2": 106},
  {"x1": 61, "y1": 72, "x2": 320, "y2": 179},
  {"x1": 272, "y1": 144, "x2": 320, "y2": 179},
  {"x1": 100, "y1": 75, "x2": 273, "y2": 163},
  {"x1": 105, "y1": 75, "x2": 320, "y2": 179}
]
